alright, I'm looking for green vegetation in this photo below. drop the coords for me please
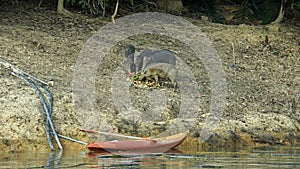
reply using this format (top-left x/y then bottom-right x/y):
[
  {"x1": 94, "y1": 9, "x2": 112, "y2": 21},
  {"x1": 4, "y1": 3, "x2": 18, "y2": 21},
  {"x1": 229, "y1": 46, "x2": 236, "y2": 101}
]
[{"x1": 292, "y1": 0, "x2": 300, "y2": 10}]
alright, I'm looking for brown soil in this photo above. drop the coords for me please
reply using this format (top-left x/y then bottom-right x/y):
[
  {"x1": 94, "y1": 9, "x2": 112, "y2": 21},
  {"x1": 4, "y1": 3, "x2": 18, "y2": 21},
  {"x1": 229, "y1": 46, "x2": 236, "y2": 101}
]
[{"x1": 0, "y1": 2, "x2": 299, "y2": 152}]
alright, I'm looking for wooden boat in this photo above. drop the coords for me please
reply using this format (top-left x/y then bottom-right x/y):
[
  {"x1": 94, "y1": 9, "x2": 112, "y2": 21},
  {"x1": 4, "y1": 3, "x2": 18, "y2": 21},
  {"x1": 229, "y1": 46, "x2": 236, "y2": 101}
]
[{"x1": 86, "y1": 133, "x2": 187, "y2": 153}]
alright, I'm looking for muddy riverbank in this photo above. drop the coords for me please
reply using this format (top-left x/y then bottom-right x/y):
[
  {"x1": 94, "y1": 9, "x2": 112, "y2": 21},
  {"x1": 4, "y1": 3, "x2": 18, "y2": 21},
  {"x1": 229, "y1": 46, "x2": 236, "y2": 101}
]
[{"x1": 0, "y1": 3, "x2": 299, "y2": 152}]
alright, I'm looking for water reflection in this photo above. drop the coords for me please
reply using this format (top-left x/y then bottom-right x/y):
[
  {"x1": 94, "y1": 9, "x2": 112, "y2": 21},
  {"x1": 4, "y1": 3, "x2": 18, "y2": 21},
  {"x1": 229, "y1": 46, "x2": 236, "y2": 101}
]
[
  {"x1": 45, "y1": 150, "x2": 62, "y2": 169},
  {"x1": 0, "y1": 146, "x2": 300, "y2": 168}
]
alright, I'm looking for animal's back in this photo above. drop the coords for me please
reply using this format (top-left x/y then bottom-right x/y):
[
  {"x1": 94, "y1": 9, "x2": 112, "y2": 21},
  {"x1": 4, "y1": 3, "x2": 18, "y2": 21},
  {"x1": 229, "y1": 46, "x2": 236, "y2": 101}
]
[{"x1": 142, "y1": 50, "x2": 176, "y2": 70}]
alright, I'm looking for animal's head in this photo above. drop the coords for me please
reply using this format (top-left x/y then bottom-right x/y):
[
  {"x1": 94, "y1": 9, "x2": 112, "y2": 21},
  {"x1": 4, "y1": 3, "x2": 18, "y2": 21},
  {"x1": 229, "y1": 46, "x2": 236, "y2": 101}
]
[{"x1": 124, "y1": 45, "x2": 135, "y2": 57}]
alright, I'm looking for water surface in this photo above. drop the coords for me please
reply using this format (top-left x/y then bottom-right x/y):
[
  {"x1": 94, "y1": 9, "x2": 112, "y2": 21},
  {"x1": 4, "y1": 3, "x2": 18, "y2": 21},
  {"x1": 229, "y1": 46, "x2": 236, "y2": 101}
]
[{"x1": 1, "y1": 146, "x2": 300, "y2": 168}]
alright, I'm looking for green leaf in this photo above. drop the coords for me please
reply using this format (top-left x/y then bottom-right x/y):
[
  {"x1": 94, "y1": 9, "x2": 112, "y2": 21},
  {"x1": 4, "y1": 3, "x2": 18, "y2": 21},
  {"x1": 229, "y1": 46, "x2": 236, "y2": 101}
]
[{"x1": 295, "y1": 2, "x2": 300, "y2": 10}]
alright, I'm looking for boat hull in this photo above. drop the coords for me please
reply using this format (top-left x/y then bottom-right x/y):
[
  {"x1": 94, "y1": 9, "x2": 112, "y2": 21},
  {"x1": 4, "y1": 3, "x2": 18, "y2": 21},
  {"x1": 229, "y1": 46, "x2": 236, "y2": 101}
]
[{"x1": 87, "y1": 133, "x2": 186, "y2": 153}]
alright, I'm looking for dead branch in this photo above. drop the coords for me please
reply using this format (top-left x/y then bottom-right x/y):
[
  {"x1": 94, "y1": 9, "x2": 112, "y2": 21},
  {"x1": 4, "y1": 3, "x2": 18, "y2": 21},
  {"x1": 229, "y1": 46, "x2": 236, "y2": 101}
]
[
  {"x1": 111, "y1": 0, "x2": 119, "y2": 23},
  {"x1": 145, "y1": 0, "x2": 158, "y2": 9}
]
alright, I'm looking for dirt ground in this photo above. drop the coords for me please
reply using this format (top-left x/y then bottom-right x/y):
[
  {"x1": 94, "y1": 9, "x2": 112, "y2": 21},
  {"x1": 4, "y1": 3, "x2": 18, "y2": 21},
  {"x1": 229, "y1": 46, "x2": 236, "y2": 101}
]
[{"x1": 0, "y1": 2, "x2": 299, "y2": 152}]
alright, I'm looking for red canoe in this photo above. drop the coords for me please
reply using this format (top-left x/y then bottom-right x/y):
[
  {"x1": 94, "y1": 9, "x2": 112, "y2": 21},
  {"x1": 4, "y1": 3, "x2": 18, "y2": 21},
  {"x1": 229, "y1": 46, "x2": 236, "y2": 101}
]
[{"x1": 86, "y1": 133, "x2": 187, "y2": 153}]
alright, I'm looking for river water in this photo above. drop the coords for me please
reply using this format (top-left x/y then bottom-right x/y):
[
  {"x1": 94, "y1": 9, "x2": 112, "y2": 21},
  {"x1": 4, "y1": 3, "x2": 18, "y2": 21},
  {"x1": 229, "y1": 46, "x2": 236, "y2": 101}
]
[{"x1": 1, "y1": 146, "x2": 300, "y2": 168}]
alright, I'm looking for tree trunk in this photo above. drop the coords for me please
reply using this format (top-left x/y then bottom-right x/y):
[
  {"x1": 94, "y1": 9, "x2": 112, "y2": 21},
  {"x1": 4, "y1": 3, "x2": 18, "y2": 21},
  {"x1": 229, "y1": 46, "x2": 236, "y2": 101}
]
[
  {"x1": 57, "y1": 0, "x2": 72, "y2": 17},
  {"x1": 268, "y1": 0, "x2": 286, "y2": 32}
]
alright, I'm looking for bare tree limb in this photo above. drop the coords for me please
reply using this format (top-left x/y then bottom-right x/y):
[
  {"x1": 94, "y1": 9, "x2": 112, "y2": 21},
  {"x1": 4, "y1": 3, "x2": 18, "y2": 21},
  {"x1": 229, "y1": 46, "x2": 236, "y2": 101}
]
[
  {"x1": 111, "y1": 0, "x2": 119, "y2": 23},
  {"x1": 145, "y1": 0, "x2": 158, "y2": 9},
  {"x1": 100, "y1": 0, "x2": 106, "y2": 17}
]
